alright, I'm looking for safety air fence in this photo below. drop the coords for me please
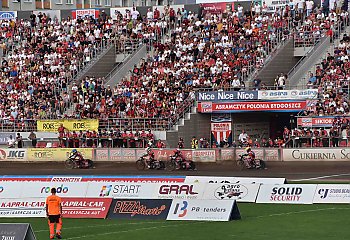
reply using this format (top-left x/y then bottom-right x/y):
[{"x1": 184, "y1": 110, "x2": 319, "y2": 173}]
[
  {"x1": 2, "y1": 148, "x2": 350, "y2": 162},
  {"x1": 0, "y1": 176, "x2": 348, "y2": 219}
]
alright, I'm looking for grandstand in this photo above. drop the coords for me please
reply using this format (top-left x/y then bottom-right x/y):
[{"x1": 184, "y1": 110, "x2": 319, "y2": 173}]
[{"x1": 0, "y1": 1, "x2": 349, "y2": 149}]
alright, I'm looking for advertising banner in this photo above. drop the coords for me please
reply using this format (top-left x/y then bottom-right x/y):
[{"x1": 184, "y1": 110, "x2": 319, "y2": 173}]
[
  {"x1": 0, "y1": 198, "x2": 46, "y2": 217},
  {"x1": 192, "y1": 150, "x2": 216, "y2": 162},
  {"x1": 296, "y1": 117, "x2": 349, "y2": 128},
  {"x1": 167, "y1": 199, "x2": 240, "y2": 221},
  {"x1": 201, "y1": 183, "x2": 260, "y2": 202},
  {"x1": 72, "y1": 9, "x2": 99, "y2": 19},
  {"x1": 258, "y1": 89, "x2": 318, "y2": 100},
  {"x1": 153, "y1": 5, "x2": 185, "y2": 15},
  {"x1": 220, "y1": 149, "x2": 235, "y2": 161},
  {"x1": 85, "y1": 182, "x2": 156, "y2": 199},
  {"x1": 107, "y1": 199, "x2": 172, "y2": 219},
  {"x1": 0, "y1": 224, "x2": 36, "y2": 240},
  {"x1": 155, "y1": 183, "x2": 206, "y2": 200},
  {"x1": 283, "y1": 148, "x2": 350, "y2": 161},
  {"x1": 0, "y1": 149, "x2": 27, "y2": 161},
  {"x1": 110, "y1": 7, "x2": 132, "y2": 19},
  {"x1": 197, "y1": 91, "x2": 258, "y2": 102},
  {"x1": 61, "y1": 198, "x2": 112, "y2": 218},
  {"x1": 265, "y1": 149, "x2": 280, "y2": 161},
  {"x1": 109, "y1": 149, "x2": 136, "y2": 162},
  {"x1": 185, "y1": 176, "x2": 286, "y2": 184},
  {"x1": 201, "y1": 2, "x2": 234, "y2": 15},
  {"x1": 27, "y1": 148, "x2": 93, "y2": 161},
  {"x1": 95, "y1": 149, "x2": 109, "y2": 161},
  {"x1": 198, "y1": 101, "x2": 307, "y2": 113},
  {"x1": 20, "y1": 182, "x2": 89, "y2": 198},
  {"x1": 0, "y1": 11, "x2": 17, "y2": 20},
  {"x1": 51, "y1": 176, "x2": 83, "y2": 182},
  {"x1": 0, "y1": 133, "x2": 15, "y2": 145},
  {"x1": 256, "y1": 184, "x2": 317, "y2": 204},
  {"x1": 37, "y1": 119, "x2": 99, "y2": 132},
  {"x1": 0, "y1": 182, "x2": 23, "y2": 198},
  {"x1": 33, "y1": 10, "x2": 61, "y2": 21},
  {"x1": 263, "y1": 0, "x2": 289, "y2": 12},
  {"x1": 313, "y1": 185, "x2": 350, "y2": 204}
]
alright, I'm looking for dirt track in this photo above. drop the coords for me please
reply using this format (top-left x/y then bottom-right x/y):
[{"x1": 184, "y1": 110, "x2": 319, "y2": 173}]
[{"x1": 0, "y1": 161, "x2": 349, "y2": 181}]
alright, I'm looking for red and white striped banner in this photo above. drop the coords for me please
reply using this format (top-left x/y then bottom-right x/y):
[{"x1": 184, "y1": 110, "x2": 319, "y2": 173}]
[{"x1": 211, "y1": 122, "x2": 231, "y2": 144}]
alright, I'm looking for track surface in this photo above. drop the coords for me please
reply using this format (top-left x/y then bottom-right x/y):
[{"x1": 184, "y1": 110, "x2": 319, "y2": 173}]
[{"x1": 0, "y1": 161, "x2": 350, "y2": 181}]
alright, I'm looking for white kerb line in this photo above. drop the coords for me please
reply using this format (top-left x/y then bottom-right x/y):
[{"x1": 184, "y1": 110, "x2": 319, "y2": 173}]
[
  {"x1": 64, "y1": 222, "x2": 202, "y2": 240},
  {"x1": 292, "y1": 173, "x2": 350, "y2": 181},
  {"x1": 35, "y1": 220, "x2": 162, "y2": 233}
]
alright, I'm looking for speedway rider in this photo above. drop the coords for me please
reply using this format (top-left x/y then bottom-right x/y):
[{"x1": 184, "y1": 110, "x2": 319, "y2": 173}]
[
  {"x1": 144, "y1": 143, "x2": 157, "y2": 168},
  {"x1": 69, "y1": 149, "x2": 86, "y2": 168},
  {"x1": 172, "y1": 149, "x2": 196, "y2": 170},
  {"x1": 244, "y1": 147, "x2": 259, "y2": 168}
]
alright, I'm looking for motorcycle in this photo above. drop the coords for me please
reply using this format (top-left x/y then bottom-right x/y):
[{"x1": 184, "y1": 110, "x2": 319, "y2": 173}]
[
  {"x1": 65, "y1": 157, "x2": 95, "y2": 169},
  {"x1": 237, "y1": 154, "x2": 266, "y2": 170},
  {"x1": 136, "y1": 156, "x2": 165, "y2": 170},
  {"x1": 166, "y1": 155, "x2": 196, "y2": 171}
]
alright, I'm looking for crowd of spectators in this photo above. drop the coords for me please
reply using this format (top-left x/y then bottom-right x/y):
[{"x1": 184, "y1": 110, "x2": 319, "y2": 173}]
[
  {"x1": 69, "y1": 6, "x2": 295, "y2": 128},
  {"x1": 304, "y1": 33, "x2": 350, "y2": 116},
  {"x1": 1, "y1": 2, "x2": 349, "y2": 136},
  {"x1": 0, "y1": 13, "x2": 117, "y2": 123}
]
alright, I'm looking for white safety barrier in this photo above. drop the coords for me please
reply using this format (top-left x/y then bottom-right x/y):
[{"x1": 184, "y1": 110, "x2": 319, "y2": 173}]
[{"x1": 256, "y1": 184, "x2": 318, "y2": 204}]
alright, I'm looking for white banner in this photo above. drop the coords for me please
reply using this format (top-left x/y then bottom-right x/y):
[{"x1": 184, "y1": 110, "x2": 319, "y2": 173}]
[
  {"x1": 256, "y1": 184, "x2": 317, "y2": 204},
  {"x1": 201, "y1": 183, "x2": 260, "y2": 202},
  {"x1": 155, "y1": 183, "x2": 206, "y2": 200},
  {"x1": 283, "y1": 149, "x2": 350, "y2": 161},
  {"x1": 264, "y1": 0, "x2": 289, "y2": 12},
  {"x1": 0, "y1": 149, "x2": 27, "y2": 161},
  {"x1": 0, "y1": 198, "x2": 46, "y2": 217},
  {"x1": 185, "y1": 176, "x2": 286, "y2": 184},
  {"x1": 258, "y1": 89, "x2": 318, "y2": 100},
  {"x1": 167, "y1": 199, "x2": 236, "y2": 221},
  {"x1": 192, "y1": 150, "x2": 216, "y2": 162},
  {"x1": 0, "y1": 182, "x2": 23, "y2": 198},
  {"x1": 85, "y1": 182, "x2": 156, "y2": 199},
  {"x1": 110, "y1": 7, "x2": 132, "y2": 20},
  {"x1": 33, "y1": 10, "x2": 61, "y2": 22},
  {"x1": 21, "y1": 182, "x2": 89, "y2": 198},
  {"x1": 313, "y1": 185, "x2": 350, "y2": 204}
]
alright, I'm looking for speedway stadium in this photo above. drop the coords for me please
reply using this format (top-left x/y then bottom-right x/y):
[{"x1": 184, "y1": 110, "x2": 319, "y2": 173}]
[{"x1": 0, "y1": 1, "x2": 349, "y2": 239}]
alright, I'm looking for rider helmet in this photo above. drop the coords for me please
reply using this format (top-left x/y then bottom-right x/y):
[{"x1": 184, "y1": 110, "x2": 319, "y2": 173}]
[
  {"x1": 72, "y1": 149, "x2": 77, "y2": 154},
  {"x1": 245, "y1": 146, "x2": 251, "y2": 152}
]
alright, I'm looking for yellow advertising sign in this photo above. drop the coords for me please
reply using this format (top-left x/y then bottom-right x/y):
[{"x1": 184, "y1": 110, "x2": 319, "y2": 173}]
[
  {"x1": 27, "y1": 148, "x2": 94, "y2": 161},
  {"x1": 37, "y1": 119, "x2": 99, "y2": 132}
]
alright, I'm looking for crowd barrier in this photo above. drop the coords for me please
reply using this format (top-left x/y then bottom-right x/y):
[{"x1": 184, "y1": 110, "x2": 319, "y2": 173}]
[
  {"x1": 0, "y1": 177, "x2": 348, "y2": 219},
  {"x1": 2, "y1": 147, "x2": 350, "y2": 162}
]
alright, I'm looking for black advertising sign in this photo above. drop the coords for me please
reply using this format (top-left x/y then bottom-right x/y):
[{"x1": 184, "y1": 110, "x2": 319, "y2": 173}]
[
  {"x1": 107, "y1": 199, "x2": 172, "y2": 220},
  {"x1": 0, "y1": 223, "x2": 37, "y2": 240}
]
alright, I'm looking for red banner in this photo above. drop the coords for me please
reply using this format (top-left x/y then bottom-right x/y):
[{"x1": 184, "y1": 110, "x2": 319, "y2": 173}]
[
  {"x1": 201, "y1": 3, "x2": 234, "y2": 15},
  {"x1": 297, "y1": 117, "x2": 349, "y2": 128},
  {"x1": 198, "y1": 101, "x2": 307, "y2": 113},
  {"x1": 61, "y1": 198, "x2": 112, "y2": 218}
]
